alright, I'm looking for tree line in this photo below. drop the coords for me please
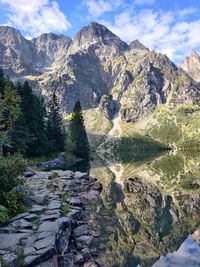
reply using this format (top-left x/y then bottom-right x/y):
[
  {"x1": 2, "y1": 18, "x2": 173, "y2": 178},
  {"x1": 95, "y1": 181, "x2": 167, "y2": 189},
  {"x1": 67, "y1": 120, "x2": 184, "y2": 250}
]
[
  {"x1": 0, "y1": 67, "x2": 89, "y2": 159},
  {"x1": 0, "y1": 67, "x2": 89, "y2": 223}
]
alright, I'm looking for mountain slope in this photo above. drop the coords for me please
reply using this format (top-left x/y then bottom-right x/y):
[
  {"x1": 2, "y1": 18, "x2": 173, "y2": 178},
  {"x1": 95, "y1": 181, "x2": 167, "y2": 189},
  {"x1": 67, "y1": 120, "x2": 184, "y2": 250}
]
[
  {"x1": 0, "y1": 23, "x2": 200, "y2": 148},
  {"x1": 180, "y1": 50, "x2": 200, "y2": 82}
]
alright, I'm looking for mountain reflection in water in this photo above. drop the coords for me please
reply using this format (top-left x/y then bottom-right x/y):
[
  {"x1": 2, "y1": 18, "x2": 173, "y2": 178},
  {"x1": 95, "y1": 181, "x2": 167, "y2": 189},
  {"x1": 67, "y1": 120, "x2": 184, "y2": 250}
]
[{"x1": 88, "y1": 149, "x2": 200, "y2": 267}]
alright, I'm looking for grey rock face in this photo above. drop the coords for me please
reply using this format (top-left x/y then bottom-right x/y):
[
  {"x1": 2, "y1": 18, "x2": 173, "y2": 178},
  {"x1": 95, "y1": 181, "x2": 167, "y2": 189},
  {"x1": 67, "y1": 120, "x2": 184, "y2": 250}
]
[
  {"x1": 0, "y1": 233, "x2": 27, "y2": 250},
  {"x1": 0, "y1": 23, "x2": 200, "y2": 124},
  {"x1": 180, "y1": 50, "x2": 200, "y2": 82},
  {"x1": 129, "y1": 40, "x2": 148, "y2": 51}
]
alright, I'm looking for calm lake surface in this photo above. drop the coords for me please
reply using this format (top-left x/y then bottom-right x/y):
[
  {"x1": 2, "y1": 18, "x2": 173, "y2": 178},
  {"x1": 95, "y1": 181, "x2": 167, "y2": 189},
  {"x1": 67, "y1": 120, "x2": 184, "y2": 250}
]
[{"x1": 74, "y1": 149, "x2": 200, "y2": 267}]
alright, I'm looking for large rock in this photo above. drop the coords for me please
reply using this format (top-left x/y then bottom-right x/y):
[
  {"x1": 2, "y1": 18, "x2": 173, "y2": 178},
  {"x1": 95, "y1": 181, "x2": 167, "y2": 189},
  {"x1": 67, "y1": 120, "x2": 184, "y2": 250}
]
[{"x1": 0, "y1": 233, "x2": 26, "y2": 250}]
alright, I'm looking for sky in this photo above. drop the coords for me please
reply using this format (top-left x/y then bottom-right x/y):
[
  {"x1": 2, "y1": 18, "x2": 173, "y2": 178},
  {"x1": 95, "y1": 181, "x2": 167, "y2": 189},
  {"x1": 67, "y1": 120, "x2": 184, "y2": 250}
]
[{"x1": 0, "y1": 0, "x2": 200, "y2": 62}]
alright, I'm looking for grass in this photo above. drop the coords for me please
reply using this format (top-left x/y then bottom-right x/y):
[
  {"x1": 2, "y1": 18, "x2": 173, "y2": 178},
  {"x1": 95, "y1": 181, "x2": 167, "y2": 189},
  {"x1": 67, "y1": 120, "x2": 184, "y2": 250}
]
[
  {"x1": 130, "y1": 104, "x2": 200, "y2": 150},
  {"x1": 61, "y1": 204, "x2": 71, "y2": 214}
]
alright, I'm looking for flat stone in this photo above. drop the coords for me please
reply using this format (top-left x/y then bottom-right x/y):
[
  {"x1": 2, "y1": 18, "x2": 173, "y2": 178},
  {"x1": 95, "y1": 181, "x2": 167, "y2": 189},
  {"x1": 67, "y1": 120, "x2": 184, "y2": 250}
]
[
  {"x1": 38, "y1": 221, "x2": 58, "y2": 232},
  {"x1": 9, "y1": 212, "x2": 30, "y2": 223},
  {"x1": 11, "y1": 219, "x2": 33, "y2": 229},
  {"x1": 74, "y1": 171, "x2": 88, "y2": 179},
  {"x1": 30, "y1": 195, "x2": 47, "y2": 205},
  {"x1": 83, "y1": 260, "x2": 99, "y2": 267},
  {"x1": 45, "y1": 209, "x2": 61, "y2": 215},
  {"x1": 25, "y1": 236, "x2": 37, "y2": 246},
  {"x1": 34, "y1": 246, "x2": 54, "y2": 255},
  {"x1": 33, "y1": 236, "x2": 55, "y2": 250},
  {"x1": 76, "y1": 235, "x2": 94, "y2": 247},
  {"x1": 18, "y1": 229, "x2": 33, "y2": 234},
  {"x1": 38, "y1": 217, "x2": 70, "y2": 232},
  {"x1": 24, "y1": 247, "x2": 55, "y2": 266},
  {"x1": 74, "y1": 253, "x2": 84, "y2": 264},
  {"x1": 37, "y1": 232, "x2": 55, "y2": 240},
  {"x1": 0, "y1": 233, "x2": 26, "y2": 250},
  {"x1": 67, "y1": 209, "x2": 82, "y2": 220},
  {"x1": 73, "y1": 225, "x2": 88, "y2": 237},
  {"x1": 24, "y1": 168, "x2": 36, "y2": 177},
  {"x1": 67, "y1": 197, "x2": 84, "y2": 207},
  {"x1": 24, "y1": 214, "x2": 38, "y2": 222},
  {"x1": 24, "y1": 247, "x2": 36, "y2": 256},
  {"x1": 48, "y1": 200, "x2": 61, "y2": 210},
  {"x1": 34, "y1": 258, "x2": 56, "y2": 267},
  {"x1": 30, "y1": 205, "x2": 45, "y2": 213},
  {"x1": 40, "y1": 213, "x2": 60, "y2": 221}
]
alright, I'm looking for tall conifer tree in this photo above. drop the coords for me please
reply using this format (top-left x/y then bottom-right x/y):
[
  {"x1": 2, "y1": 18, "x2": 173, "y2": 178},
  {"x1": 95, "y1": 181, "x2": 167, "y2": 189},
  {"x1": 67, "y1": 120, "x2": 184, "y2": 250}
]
[
  {"x1": 47, "y1": 93, "x2": 65, "y2": 152},
  {"x1": 11, "y1": 81, "x2": 49, "y2": 156},
  {"x1": 69, "y1": 101, "x2": 90, "y2": 160}
]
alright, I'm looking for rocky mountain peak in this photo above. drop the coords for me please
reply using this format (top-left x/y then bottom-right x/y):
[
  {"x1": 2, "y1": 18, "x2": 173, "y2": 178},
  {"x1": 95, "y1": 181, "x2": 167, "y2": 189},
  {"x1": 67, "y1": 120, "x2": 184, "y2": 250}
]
[
  {"x1": 190, "y1": 50, "x2": 200, "y2": 58},
  {"x1": 179, "y1": 50, "x2": 200, "y2": 82},
  {"x1": 129, "y1": 39, "x2": 148, "y2": 51},
  {"x1": 0, "y1": 25, "x2": 29, "y2": 47},
  {"x1": 71, "y1": 22, "x2": 128, "y2": 52},
  {"x1": 32, "y1": 33, "x2": 72, "y2": 69}
]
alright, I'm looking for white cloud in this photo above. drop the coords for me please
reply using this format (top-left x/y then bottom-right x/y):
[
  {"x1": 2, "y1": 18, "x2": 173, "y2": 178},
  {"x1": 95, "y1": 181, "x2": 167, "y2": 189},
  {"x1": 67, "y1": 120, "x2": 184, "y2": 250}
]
[
  {"x1": 83, "y1": 0, "x2": 124, "y2": 18},
  {"x1": 0, "y1": 0, "x2": 71, "y2": 37},
  {"x1": 101, "y1": 8, "x2": 200, "y2": 62},
  {"x1": 134, "y1": 0, "x2": 155, "y2": 6},
  {"x1": 84, "y1": 0, "x2": 112, "y2": 17}
]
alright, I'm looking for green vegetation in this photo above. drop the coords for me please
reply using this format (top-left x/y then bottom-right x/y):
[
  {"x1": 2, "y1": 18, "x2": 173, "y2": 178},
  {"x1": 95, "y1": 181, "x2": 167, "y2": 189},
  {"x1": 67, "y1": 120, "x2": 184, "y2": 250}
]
[
  {"x1": 0, "y1": 68, "x2": 71, "y2": 224},
  {"x1": 68, "y1": 101, "x2": 90, "y2": 160},
  {"x1": 167, "y1": 75, "x2": 187, "y2": 105},
  {"x1": 11, "y1": 81, "x2": 51, "y2": 156},
  {"x1": 0, "y1": 248, "x2": 25, "y2": 267},
  {"x1": 47, "y1": 92, "x2": 65, "y2": 152},
  {"x1": 61, "y1": 203, "x2": 71, "y2": 214},
  {"x1": 0, "y1": 153, "x2": 27, "y2": 222},
  {"x1": 140, "y1": 104, "x2": 200, "y2": 149}
]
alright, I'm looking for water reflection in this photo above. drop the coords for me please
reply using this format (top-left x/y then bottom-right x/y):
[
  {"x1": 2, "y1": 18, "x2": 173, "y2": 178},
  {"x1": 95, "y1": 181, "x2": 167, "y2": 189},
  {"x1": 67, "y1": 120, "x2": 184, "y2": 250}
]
[{"x1": 89, "y1": 149, "x2": 200, "y2": 267}]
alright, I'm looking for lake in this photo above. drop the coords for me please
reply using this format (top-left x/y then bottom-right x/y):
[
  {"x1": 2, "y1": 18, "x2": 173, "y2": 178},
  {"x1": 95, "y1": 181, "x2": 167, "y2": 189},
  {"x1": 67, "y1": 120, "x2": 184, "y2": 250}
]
[{"x1": 72, "y1": 147, "x2": 200, "y2": 267}]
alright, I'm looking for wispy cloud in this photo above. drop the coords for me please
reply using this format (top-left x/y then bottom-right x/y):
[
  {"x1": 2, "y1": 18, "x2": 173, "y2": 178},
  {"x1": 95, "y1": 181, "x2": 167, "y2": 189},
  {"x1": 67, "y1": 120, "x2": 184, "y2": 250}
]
[
  {"x1": 84, "y1": 0, "x2": 112, "y2": 17},
  {"x1": 134, "y1": 0, "x2": 155, "y2": 6},
  {"x1": 83, "y1": 0, "x2": 124, "y2": 18},
  {"x1": 100, "y1": 8, "x2": 200, "y2": 62},
  {"x1": 0, "y1": 0, "x2": 71, "y2": 37}
]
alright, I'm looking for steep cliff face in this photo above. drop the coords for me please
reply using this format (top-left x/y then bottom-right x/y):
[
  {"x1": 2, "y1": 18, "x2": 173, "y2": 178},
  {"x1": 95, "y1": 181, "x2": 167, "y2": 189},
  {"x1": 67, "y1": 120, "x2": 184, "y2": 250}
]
[
  {"x1": 32, "y1": 33, "x2": 72, "y2": 70},
  {"x1": 180, "y1": 50, "x2": 200, "y2": 82},
  {"x1": 0, "y1": 23, "x2": 200, "y2": 126},
  {"x1": 0, "y1": 26, "x2": 35, "y2": 76}
]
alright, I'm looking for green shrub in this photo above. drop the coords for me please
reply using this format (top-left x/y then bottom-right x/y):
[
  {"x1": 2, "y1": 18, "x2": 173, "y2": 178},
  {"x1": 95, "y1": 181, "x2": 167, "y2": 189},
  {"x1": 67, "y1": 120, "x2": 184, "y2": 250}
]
[
  {"x1": 61, "y1": 204, "x2": 71, "y2": 214},
  {"x1": 1, "y1": 190, "x2": 25, "y2": 216},
  {"x1": 0, "y1": 153, "x2": 27, "y2": 192},
  {"x1": 0, "y1": 153, "x2": 27, "y2": 218},
  {"x1": 0, "y1": 205, "x2": 9, "y2": 224}
]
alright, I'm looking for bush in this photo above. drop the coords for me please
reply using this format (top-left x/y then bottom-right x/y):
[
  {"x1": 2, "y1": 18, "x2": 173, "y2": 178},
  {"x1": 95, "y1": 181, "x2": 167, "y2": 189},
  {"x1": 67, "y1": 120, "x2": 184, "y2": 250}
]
[
  {"x1": 0, "y1": 153, "x2": 27, "y2": 218},
  {"x1": 0, "y1": 205, "x2": 9, "y2": 224},
  {"x1": 0, "y1": 153, "x2": 27, "y2": 192}
]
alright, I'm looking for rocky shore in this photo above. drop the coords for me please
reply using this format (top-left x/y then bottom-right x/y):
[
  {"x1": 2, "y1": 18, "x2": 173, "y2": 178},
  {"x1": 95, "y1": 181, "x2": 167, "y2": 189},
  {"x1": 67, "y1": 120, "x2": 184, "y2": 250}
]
[{"x1": 0, "y1": 168, "x2": 103, "y2": 267}]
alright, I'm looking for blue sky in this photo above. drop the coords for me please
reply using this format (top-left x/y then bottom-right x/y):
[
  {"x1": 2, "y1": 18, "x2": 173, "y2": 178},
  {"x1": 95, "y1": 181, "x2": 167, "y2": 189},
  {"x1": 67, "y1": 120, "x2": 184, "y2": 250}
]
[{"x1": 0, "y1": 0, "x2": 200, "y2": 62}]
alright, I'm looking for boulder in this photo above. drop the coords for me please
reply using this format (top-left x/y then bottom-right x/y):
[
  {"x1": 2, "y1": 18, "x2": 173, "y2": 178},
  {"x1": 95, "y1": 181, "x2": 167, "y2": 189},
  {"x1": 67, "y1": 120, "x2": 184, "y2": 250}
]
[
  {"x1": 73, "y1": 225, "x2": 88, "y2": 237},
  {"x1": 0, "y1": 233, "x2": 26, "y2": 250}
]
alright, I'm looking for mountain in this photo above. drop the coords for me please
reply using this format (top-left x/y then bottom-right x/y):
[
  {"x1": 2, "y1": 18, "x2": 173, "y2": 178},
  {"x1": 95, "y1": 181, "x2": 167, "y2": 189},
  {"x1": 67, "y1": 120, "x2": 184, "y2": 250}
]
[
  {"x1": 0, "y1": 23, "x2": 200, "y2": 148},
  {"x1": 179, "y1": 50, "x2": 200, "y2": 82}
]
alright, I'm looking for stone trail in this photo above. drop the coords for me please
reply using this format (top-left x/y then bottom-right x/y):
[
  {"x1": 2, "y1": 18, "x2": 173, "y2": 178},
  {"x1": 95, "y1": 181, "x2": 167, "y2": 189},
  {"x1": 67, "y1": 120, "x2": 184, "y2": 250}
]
[{"x1": 0, "y1": 169, "x2": 103, "y2": 267}]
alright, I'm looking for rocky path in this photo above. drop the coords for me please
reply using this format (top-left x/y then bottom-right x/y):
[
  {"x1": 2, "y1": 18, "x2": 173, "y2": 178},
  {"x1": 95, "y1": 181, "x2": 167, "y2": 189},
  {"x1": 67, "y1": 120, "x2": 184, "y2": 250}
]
[{"x1": 0, "y1": 169, "x2": 103, "y2": 267}]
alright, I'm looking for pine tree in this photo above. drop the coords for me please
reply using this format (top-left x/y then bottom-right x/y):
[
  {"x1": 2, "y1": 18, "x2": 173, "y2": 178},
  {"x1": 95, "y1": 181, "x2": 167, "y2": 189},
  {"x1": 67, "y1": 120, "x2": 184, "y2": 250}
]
[
  {"x1": 47, "y1": 93, "x2": 65, "y2": 152},
  {"x1": 69, "y1": 101, "x2": 90, "y2": 160},
  {"x1": 11, "y1": 81, "x2": 50, "y2": 156},
  {"x1": 0, "y1": 67, "x2": 5, "y2": 94},
  {"x1": 0, "y1": 77, "x2": 20, "y2": 155}
]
